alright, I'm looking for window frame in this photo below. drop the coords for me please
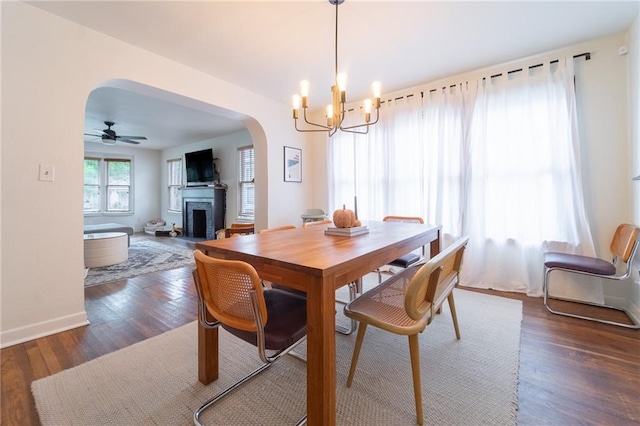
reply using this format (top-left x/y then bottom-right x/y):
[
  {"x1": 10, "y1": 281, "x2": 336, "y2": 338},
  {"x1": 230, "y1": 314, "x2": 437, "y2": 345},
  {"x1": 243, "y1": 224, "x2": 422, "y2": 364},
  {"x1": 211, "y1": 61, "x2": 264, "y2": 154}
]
[
  {"x1": 167, "y1": 158, "x2": 183, "y2": 213},
  {"x1": 83, "y1": 154, "x2": 134, "y2": 216},
  {"x1": 237, "y1": 145, "x2": 255, "y2": 221}
]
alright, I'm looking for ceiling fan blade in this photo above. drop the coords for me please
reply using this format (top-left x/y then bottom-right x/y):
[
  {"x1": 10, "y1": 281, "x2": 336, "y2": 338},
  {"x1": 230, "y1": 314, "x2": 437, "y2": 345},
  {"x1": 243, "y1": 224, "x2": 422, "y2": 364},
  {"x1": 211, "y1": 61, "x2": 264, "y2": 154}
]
[
  {"x1": 117, "y1": 136, "x2": 147, "y2": 140},
  {"x1": 84, "y1": 133, "x2": 103, "y2": 137},
  {"x1": 118, "y1": 138, "x2": 141, "y2": 145}
]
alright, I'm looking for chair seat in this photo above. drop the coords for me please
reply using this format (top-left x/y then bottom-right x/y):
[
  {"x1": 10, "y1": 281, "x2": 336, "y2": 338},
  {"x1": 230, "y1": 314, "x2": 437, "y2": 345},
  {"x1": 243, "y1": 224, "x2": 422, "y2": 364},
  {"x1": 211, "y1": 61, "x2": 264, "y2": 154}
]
[
  {"x1": 544, "y1": 252, "x2": 616, "y2": 275},
  {"x1": 222, "y1": 288, "x2": 307, "y2": 350},
  {"x1": 388, "y1": 253, "x2": 421, "y2": 268},
  {"x1": 345, "y1": 267, "x2": 431, "y2": 335}
]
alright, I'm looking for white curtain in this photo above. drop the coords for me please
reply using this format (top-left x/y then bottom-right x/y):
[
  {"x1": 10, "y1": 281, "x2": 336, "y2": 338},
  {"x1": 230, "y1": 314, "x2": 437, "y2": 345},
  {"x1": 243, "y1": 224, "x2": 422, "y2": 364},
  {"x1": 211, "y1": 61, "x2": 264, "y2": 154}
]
[
  {"x1": 463, "y1": 59, "x2": 596, "y2": 297},
  {"x1": 328, "y1": 57, "x2": 595, "y2": 297}
]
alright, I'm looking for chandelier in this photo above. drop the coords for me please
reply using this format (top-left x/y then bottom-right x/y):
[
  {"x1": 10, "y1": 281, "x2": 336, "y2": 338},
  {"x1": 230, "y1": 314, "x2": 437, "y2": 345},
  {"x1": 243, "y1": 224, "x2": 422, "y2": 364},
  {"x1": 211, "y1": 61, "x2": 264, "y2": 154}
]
[{"x1": 292, "y1": 0, "x2": 381, "y2": 137}]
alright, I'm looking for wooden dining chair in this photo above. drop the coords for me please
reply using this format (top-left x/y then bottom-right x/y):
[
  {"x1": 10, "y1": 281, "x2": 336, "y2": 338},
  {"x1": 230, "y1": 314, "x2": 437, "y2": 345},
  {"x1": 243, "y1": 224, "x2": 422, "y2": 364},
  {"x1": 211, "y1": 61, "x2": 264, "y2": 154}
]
[
  {"x1": 301, "y1": 219, "x2": 332, "y2": 228},
  {"x1": 192, "y1": 250, "x2": 308, "y2": 425},
  {"x1": 344, "y1": 236, "x2": 469, "y2": 425},
  {"x1": 258, "y1": 225, "x2": 296, "y2": 234},
  {"x1": 224, "y1": 223, "x2": 255, "y2": 238},
  {"x1": 377, "y1": 216, "x2": 426, "y2": 282},
  {"x1": 544, "y1": 223, "x2": 640, "y2": 328}
]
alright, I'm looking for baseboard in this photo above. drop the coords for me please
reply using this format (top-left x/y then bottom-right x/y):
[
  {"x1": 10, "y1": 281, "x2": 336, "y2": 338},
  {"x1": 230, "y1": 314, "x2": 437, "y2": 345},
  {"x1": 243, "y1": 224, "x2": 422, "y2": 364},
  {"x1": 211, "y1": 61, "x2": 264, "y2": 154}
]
[{"x1": 0, "y1": 311, "x2": 89, "y2": 349}]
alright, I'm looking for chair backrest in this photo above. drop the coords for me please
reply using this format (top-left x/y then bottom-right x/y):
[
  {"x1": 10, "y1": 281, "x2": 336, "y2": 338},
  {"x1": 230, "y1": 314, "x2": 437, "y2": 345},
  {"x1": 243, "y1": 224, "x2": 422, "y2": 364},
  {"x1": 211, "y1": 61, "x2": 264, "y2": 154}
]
[
  {"x1": 193, "y1": 249, "x2": 267, "y2": 332},
  {"x1": 383, "y1": 216, "x2": 424, "y2": 224},
  {"x1": 610, "y1": 224, "x2": 640, "y2": 263},
  {"x1": 225, "y1": 223, "x2": 255, "y2": 238},
  {"x1": 404, "y1": 236, "x2": 469, "y2": 321},
  {"x1": 259, "y1": 225, "x2": 296, "y2": 234},
  {"x1": 302, "y1": 219, "x2": 332, "y2": 228},
  {"x1": 302, "y1": 209, "x2": 326, "y2": 216}
]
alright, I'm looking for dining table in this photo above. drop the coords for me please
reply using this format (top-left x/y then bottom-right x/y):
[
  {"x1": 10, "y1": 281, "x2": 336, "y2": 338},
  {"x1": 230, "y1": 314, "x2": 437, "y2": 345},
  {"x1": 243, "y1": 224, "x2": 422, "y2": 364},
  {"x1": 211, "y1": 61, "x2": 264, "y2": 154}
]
[{"x1": 194, "y1": 220, "x2": 442, "y2": 426}]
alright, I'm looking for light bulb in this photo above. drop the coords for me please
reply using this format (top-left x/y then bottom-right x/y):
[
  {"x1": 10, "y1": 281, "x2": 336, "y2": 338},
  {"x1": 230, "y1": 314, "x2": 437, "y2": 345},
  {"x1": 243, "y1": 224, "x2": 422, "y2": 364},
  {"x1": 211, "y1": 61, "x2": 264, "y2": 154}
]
[
  {"x1": 292, "y1": 94, "x2": 301, "y2": 110},
  {"x1": 299, "y1": 80, "x2": 310, "y2": 98},
  {"x1": 326, "y1": 104, "x2": 334, "y2": 126},
  {"x1": 336, "y1": 73, "x2": 348, "y2": 92},
  {"x1": 363, "y1": 98, "x2": 372, "y2": 114},
  {"x1": 372, "y1": 81, "x2": 382, "y2": 98}
]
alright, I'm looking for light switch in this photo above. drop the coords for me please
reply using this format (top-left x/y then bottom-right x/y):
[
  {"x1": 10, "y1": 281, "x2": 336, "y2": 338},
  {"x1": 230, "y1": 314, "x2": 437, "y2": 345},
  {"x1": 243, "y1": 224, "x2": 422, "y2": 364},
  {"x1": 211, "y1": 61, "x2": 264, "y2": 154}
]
[{"x1": 39, "y1": 164, "x2": 55, "y2": 182}]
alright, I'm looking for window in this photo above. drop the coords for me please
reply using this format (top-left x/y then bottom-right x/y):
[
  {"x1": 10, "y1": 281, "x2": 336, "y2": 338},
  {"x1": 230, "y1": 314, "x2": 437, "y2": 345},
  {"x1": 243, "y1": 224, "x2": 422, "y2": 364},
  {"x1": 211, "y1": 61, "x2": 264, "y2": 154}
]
[
  {"x1": 167, "y1": 158, "x2": 182, "y2": 212},
  {"x1": 237, "y1": 146, "x2": 254, "y2": 220},
  {"x1": 84, "y1": 158, "x2": 100, "y2": 212},
  {"x1": 84, "y1": 156, "x2": 133, "y2": 214}
]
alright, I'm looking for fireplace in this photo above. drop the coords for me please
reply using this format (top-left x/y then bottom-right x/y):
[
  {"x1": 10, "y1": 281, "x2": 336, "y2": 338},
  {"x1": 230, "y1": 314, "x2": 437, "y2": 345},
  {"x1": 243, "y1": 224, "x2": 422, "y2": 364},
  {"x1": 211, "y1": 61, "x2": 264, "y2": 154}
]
[{"x1": 182, "y1": 187, "x2": 227, "y2": 240}]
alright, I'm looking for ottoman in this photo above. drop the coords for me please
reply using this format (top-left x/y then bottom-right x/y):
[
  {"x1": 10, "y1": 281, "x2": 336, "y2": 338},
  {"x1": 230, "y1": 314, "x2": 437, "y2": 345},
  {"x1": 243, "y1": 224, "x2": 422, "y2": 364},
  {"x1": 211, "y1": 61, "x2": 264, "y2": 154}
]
[{"x1": 84, "y1": 232, "x2": 128, "y2": 268}]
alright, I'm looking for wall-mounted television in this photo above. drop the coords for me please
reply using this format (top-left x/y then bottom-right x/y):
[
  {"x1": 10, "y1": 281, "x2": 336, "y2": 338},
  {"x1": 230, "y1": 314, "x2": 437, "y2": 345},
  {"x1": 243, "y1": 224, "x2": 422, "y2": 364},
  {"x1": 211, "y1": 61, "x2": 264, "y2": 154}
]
[{"x1": 185, "y1": 148, "x2": 217, "y2": 187}]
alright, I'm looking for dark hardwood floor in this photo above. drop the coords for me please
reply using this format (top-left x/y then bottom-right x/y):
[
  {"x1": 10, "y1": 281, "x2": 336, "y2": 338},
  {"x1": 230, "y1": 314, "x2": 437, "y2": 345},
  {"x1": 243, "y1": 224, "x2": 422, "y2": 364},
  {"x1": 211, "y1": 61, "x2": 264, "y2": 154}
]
[{"x1": 2, "y1": 234, "x2": 639, "y2": 425}]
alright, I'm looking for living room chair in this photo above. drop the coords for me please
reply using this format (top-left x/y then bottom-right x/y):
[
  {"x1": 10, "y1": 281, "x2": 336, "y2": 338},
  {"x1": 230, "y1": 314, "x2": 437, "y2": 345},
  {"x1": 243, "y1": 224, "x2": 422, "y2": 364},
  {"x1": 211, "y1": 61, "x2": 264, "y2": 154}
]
[
  {"x1": 192, "y1": 250, "x2": 308, "y2": 425},
  {"x1": 543, "y1": 223, "x2": 640, "y2": 329},
  {"x1": 377, "y1": 216, "x2": 426, "y2": 283},
  {"x1": 344, "y1": 236, "x2": 469, "y2": 425}
]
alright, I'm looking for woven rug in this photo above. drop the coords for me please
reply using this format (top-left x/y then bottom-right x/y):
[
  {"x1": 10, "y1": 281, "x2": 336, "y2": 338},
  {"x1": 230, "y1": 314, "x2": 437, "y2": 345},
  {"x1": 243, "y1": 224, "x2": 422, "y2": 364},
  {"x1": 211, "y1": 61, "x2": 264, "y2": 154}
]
[
  {"x1": 32, "y1": 289, "x2": 521, "y2": 425},
  {"x1": 84, "y1": 237, "x2": 194, "y2": 287}
]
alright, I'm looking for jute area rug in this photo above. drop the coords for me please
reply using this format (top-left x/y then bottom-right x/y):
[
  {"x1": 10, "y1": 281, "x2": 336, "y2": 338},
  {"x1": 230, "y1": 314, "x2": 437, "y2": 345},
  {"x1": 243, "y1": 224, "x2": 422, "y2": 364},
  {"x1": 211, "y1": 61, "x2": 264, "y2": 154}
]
[
  {"x1": 32, "y1": 289, "x2": 522, "y2": 425},
  {"x1": 84, "y1": 236, "x2": 194, "y2": 287}
]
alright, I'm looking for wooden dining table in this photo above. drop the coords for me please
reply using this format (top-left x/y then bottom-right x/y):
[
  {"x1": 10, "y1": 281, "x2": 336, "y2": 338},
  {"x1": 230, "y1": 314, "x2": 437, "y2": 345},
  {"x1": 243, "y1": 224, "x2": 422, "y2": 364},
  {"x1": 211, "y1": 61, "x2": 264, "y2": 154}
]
[{"x1": 195, "y1": 220, "x2": 442, "y2": 426}]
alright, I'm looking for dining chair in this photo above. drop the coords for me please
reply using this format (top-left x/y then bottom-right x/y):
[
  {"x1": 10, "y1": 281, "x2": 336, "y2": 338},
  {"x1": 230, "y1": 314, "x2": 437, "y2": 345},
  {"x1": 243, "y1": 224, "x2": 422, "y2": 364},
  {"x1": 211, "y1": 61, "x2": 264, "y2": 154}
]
[
  {"x1": 224, "y1": 223, "x2": 255, "y2": 238},
  {"x1": 192, "y1": 249, "x2": 308, "y2": 425},
  {"x1": 543, "y1": 223, "x2": 640, "y2": 329},
  {"x1": 258, "y1": 225, "x2": 296, "y2": 234},
  {"x1": 344, "y1": 236, "x2": 469, "y2": 425},
  {"x1": 301, "y1": 219, "x2": 332, "y2": 228},
  {"x1": 377, "y1": 216, "x2": 426, "y2": 283}
]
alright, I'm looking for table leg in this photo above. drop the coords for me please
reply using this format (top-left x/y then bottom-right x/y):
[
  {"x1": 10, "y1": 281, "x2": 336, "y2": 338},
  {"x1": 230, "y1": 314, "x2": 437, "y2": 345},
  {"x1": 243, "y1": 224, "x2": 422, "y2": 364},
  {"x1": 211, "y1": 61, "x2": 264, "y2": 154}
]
[
  {"x1": 306, "y1": 276, "x2": 336, "y2": 426},
  {"x1": 430, "y1": 229, "x2": 441, "y2": 257}
]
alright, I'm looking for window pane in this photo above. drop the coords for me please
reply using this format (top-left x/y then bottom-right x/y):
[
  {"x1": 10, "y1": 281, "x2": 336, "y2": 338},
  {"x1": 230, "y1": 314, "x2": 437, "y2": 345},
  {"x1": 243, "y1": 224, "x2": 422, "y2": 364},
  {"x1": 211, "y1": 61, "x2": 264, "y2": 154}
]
[
  {"x1": 84, "y1": 185, "x2": 100, "y2": 211},
  {"x1": 107, "y1": 160, "x2": 130, "y2": 185},
  {"x1": 84, "y1": 159, "x2": 99, "y2": 185},
  {"x1": 238, "y1": 146, "x2": 255, "y2": 219},
  {"x1": 169, "y1": 186, "x2": 181, "y2": 212},
  {"x1": 107, "y1": 186, "x2": 130, "y2": 211},
  {"x1": 168, "y1": 159, "x2": 182, "y2": 185}
]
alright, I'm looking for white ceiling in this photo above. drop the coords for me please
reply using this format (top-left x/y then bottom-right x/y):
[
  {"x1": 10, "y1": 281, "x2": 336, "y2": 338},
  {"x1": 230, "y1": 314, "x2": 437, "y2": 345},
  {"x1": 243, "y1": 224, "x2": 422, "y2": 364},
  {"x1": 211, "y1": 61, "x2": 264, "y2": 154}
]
[{"x1": 28, "y1": 0, "x2": 639, "y2": 150}]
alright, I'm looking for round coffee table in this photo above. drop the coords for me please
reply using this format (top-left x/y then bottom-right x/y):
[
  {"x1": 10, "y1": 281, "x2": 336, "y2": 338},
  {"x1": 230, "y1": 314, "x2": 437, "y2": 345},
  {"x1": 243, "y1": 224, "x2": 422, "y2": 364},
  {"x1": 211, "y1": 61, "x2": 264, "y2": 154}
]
[{"x1": 83, "y1": 232, "x2": 128, "y2": 268}]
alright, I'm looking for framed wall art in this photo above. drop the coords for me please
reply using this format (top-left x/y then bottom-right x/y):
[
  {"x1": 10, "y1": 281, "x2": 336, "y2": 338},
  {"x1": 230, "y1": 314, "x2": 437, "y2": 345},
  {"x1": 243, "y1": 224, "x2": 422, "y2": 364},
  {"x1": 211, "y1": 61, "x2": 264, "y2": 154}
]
[{"x1": 284, "y1": 146, "x2": 302, "y2": 182}]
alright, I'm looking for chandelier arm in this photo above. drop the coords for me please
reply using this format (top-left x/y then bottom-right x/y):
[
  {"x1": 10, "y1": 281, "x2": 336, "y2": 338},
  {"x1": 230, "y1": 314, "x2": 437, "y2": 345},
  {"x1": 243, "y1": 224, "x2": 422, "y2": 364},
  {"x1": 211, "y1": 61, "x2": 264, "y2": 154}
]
[
  {"x1": 295, "y1": 120, "x2": 332, "y2": 133},
  {"x1": 303, "y1": 108, "x2": 332, "y2": 130},
  {"x1": 339, "y1": 107, "x2": 380, "y2": 131},
  {"x1": 340, "y1": 126, "x2": 369, "y2": 135}
]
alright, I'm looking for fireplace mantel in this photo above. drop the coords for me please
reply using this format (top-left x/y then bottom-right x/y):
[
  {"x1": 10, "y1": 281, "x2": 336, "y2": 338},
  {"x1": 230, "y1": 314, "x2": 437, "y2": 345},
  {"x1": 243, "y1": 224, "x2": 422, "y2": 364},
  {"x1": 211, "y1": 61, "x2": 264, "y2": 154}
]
[{"x1": 182, "y1": 187, "x2": 226, "y2": 240}]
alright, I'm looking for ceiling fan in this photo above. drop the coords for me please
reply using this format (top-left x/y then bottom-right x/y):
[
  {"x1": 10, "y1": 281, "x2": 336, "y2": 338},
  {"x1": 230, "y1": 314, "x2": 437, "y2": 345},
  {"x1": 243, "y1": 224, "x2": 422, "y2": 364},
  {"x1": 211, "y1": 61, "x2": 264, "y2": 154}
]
[{"x1": 84, "y1": 121, "x2": 147, "y2": 145}]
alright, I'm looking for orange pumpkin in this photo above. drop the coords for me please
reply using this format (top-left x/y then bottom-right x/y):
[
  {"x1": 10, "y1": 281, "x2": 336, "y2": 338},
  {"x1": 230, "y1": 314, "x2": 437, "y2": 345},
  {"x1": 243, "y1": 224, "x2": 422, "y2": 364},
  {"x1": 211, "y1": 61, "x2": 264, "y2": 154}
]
[
  {"x1": 333, "y1": 205, "x2": 356, "y2": 228},
  {"x1": 353, "y1": 219, "x2": 362, "y2": 228}
]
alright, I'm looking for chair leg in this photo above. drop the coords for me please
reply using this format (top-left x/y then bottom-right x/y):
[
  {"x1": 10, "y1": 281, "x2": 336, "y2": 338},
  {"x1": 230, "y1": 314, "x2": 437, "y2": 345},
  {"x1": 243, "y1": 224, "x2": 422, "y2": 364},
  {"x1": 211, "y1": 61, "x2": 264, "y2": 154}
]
[
  {"x1": 408, "y1": 334, "x2": 424, "y2": 425},
  {"x1": 544, "y1": 267, "x2": 640, "y2": 329},
  {"x1": 336, "y1": 280, "x2": 359, "y2": 335},
  {"x1": 447, "y1": 293, "x2": 461, "y2": 340},
  {"x1": 194, "y1": 362, "x2": 272, "y2": 425},
  {"x1": 346, "y1": 323, "x2": 368, "y2": 387}
]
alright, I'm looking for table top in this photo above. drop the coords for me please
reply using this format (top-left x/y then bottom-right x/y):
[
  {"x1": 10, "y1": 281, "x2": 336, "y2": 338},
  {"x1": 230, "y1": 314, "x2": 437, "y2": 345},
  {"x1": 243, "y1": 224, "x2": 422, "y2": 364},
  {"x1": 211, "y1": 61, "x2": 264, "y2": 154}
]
[
  {"x1": 83, "y1": 232, "x2": 128, "y2": 240},
  {"x1": 196, "y1": 220, "x2": 440, "y2": 281}
]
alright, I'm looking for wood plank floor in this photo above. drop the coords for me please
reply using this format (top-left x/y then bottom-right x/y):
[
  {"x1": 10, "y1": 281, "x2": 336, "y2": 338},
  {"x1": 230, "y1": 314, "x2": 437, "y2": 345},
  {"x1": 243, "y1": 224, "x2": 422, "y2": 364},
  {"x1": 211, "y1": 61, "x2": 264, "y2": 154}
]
[{"x1": 2, "y1": 234, "x2": 639, "y2": 425}]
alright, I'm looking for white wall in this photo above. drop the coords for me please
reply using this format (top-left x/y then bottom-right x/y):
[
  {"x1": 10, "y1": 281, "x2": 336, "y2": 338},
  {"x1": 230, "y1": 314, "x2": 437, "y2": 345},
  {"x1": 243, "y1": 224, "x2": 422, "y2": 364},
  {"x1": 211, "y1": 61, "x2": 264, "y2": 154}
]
[{"x1": 0, "y1": 2, "x2": 310, "y2": 347}]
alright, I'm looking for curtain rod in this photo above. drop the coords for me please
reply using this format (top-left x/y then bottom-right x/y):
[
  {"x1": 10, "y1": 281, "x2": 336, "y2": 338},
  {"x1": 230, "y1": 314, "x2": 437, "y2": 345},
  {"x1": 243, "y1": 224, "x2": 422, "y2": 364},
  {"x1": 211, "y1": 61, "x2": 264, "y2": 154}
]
[
  {"x1": 354, "y1": 52, "x2": 591, "y2": 109},
  {"x1": 426, "y1": 51, "x2": 591, "y2": 93}
]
